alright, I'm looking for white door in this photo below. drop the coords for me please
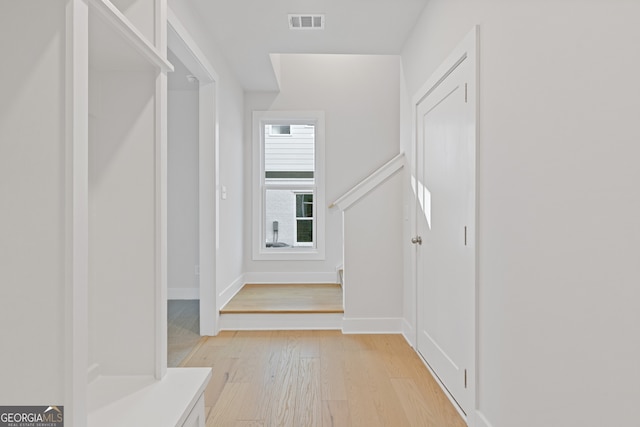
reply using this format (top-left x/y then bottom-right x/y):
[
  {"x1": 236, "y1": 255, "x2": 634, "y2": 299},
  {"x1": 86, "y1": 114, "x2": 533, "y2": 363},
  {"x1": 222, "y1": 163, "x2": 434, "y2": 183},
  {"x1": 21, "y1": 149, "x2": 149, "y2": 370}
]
[{"x1": 414, "y1": 49, "x2": 475, "y2": 416}]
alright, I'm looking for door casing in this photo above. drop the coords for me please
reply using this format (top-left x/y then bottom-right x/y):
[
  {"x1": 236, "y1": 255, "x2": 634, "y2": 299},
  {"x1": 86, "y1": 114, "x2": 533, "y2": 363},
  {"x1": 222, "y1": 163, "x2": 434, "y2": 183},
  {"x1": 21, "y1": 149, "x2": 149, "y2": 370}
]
[
  {"x1": 168, "y1": 10, "x2": 220, "y2": 336},
  {"x1": 411, "y1": 26, "x2": 479, "y2": 425}
]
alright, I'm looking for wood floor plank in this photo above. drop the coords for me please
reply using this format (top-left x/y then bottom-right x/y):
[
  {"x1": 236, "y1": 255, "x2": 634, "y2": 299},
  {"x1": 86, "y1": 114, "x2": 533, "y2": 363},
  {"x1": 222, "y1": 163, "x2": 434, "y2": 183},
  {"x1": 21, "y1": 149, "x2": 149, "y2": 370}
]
[
  {"x1": 360, "y1": 350, "x2": 412, "y2": 426},
  {"x1": 294, "y1": 357, "x2": 322, "y2": 427},
  {"x1": 230, "y1": 331, "x2": 274, "y2": 384},
  {"x1": 220, "y1": 284, "x2": 343, "y2": 314},
  {"x1": 187, "y1": 330, "x2": 467, "y2": 427},
  {"x1": 321, "y1": 400, "x2": 350, "y2": 427},
  {"x1": 392, "y1": 378, "x2": 440, "y2": 427},
  {"x1": 319, "y1": 332, "x2": 347, "y2": 401},
  {"x1": 202, "y1": 357, "x2": 238, "y2": 408},
  {"x1": 299, "y1": 330, "x2": 321, "y2": 358},
  {"x1": 267, "y1": 347, "x2": 299, "y2": 427},
  {"x1": 343, "y1": 348, "x2": 383, "y2": 427},
  {"x1": 412, "y1": 366, "x2": 468, "y2": 427},
  {"x1": 207, "y1": 382, "x2": 253, "y2": 426},
  {"x1": 167, "y1": 300, "x2": 201, "y2": 367}
]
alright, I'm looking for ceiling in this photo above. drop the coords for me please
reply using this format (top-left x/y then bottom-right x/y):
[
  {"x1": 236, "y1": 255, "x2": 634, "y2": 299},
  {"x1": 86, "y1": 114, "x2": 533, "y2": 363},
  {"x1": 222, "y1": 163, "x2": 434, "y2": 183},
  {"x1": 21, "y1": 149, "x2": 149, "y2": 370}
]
[{"x1": 183, "y1": 0, "x2": 429, "y2": 91}]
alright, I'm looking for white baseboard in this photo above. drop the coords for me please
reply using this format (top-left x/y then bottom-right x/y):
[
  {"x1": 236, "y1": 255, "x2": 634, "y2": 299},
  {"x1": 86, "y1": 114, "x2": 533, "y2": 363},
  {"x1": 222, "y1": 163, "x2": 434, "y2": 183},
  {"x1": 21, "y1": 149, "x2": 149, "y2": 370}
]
[
  {"x1": 218, "y1": 274, "x2": 245, "y2": 310},
  {"x1": 243, "y1": 271, "x2": 338, "y2": 284},
  {"x1": 341, "y1": 317, "x2": 403, "y2": 334},
  {"x1": 219, "y1": 313, "x2": 343, "y2": 331},
  {"x1": 401, "y1": 318, "x2": 416, "y2": 348},
  {"x1": 168, "y1": 288, "x2": 199, "y2": 300},
  {"x1": 474, "y1": 411, "x2": 494, "y2": 427}
]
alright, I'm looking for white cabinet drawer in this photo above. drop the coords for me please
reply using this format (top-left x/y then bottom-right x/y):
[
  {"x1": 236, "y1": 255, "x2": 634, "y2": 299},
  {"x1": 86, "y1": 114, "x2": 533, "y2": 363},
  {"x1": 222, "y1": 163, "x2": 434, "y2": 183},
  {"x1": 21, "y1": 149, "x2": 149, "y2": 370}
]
[{"x1": 181, "y1": 393, "x2": 205, "y2": 427}]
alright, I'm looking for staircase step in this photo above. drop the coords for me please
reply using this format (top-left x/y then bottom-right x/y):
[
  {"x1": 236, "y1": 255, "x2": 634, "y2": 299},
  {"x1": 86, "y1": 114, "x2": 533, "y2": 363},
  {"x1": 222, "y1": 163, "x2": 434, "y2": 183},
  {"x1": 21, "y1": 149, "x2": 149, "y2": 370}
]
[
  {"x1": 220, "y1": 283, "x2": 343, "y2": 314},
  {"x1": 219, "y1": 312, "x2": 343, "y2": 331}
]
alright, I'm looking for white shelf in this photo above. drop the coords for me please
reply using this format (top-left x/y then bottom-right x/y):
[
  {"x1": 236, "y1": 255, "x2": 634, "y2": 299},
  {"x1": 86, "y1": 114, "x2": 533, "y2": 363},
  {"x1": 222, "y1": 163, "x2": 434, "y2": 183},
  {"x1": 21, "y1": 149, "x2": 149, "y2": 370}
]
[
  {"x1": 88, "y1": 368, "x2": 211, "y2": 427},
  {"x1": 89, "y1": 0, "x2": 173, "y2": 71}
]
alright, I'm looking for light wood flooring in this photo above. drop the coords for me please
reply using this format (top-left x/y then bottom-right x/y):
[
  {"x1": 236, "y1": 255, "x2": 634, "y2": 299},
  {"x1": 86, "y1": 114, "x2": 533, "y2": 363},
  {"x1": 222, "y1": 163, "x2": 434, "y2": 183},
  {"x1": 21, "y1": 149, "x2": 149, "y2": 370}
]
[
  {"x1": 180, "y1": 330, "x2": 467, "y2": 427},
  {"x1": 220, "y1": 284, "x2": 344, "y2": 314},
  {"x1": 167, "y1": 300, "x2": 201, "y2": 367}
]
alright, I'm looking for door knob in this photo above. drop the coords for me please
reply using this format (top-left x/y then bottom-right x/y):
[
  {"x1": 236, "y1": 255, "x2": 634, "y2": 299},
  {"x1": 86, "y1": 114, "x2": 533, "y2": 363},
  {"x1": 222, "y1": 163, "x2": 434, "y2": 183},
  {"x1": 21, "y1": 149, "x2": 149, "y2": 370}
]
[{"x1": 411, "y1": 236, "x2": 422, "y2": 245}]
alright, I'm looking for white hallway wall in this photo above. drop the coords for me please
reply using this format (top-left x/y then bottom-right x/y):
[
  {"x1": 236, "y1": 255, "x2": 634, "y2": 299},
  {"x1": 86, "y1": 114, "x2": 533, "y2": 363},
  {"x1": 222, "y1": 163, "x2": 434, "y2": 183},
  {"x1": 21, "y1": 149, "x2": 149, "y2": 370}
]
[
  {"x1": 244, "y1": 55, "x2": 404, "y2": 326},
  {"x1": 401, "y1": 0, "x2": 640, "y2": 426},
  {"x1": 0, "y1": 1, "x2": 66, "y2": 404},
  {"x1": 169, "y1": 0, "x2": 245, "y2": 308},
  {"x1": 167, "y1": 87, "x2": 199, "y2": 298}
]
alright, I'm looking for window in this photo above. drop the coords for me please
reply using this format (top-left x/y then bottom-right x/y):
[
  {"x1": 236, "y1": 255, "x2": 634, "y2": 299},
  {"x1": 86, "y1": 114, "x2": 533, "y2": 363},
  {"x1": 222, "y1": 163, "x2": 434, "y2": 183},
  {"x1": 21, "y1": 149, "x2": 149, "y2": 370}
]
[
  {"x1": 268, "y1": 124, "x2": 291, "y2": 136},
  {"x1": 253, "y1": 111, "x2": 325, "y2": 260}
]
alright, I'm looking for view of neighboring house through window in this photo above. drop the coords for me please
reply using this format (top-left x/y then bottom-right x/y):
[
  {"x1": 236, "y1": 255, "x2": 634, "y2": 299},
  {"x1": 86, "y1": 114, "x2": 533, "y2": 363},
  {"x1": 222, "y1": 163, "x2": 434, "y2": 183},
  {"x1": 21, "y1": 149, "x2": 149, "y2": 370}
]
[
  {"x1": 264, "y1": 123, "x2": 315, "y2": 248},
  {"x1": 295, "y1": 193, "x2": 313, "y2": 245},
  {"x1": 252, "y1": 111, "x2": 325, "y2": 261}
]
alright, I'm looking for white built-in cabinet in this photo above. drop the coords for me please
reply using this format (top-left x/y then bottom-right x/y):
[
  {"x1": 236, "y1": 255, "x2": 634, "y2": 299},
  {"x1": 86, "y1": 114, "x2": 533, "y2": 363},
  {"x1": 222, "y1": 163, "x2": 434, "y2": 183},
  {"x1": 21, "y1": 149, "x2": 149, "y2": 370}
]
[
  {"x1": 83, "y1": 1, "x2": 211, "y2": 426},
  {"x1": 0, "y1": 1, "x2": 210, "y2": 426}
]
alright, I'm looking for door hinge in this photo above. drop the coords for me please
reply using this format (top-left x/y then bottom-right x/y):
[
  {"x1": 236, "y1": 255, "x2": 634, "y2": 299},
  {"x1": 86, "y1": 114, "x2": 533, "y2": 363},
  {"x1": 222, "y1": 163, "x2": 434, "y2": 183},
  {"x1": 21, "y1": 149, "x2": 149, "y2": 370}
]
[
  {"x1": 464, "y1": 83, "x2": 468, "y2": 103},
  {"x1": 464, "y1": 369, "x2": 467, "y2": 388}
]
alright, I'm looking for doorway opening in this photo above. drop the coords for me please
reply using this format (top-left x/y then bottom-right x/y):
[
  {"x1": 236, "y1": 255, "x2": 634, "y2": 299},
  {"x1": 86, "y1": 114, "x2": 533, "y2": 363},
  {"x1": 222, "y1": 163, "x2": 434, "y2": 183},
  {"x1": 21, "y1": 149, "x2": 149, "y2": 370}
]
[
  {"x1": 167, "y1": 15, "x2": 219, "y2": 367},
  {"x1": 167, "y1": 47, "x2": 201, "y2": 366}
]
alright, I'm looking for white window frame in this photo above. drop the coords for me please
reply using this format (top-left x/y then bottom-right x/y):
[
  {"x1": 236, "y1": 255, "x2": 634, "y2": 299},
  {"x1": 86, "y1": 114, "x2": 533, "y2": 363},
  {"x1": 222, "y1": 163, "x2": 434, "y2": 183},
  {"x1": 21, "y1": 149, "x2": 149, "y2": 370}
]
[{"x1": 252, "y1": 111, "x2": 326, "y2": 260}]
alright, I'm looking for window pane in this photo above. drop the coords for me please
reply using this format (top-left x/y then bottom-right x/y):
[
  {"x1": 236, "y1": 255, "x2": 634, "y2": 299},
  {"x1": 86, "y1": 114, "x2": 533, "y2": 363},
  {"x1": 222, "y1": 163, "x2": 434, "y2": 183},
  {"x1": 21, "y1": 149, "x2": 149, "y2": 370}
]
[
  {"x1": 296, "y1": 219, "x2": 313, "y2": 243},
  {"x1": 296, "y1": 193, "x2": 314, "y2": 218},
  {"x1": 265, "y1": 189, "x2": 314, "y2": 248},
  {"x1": 265, "y1": 189, "x2": 294, "y2": 248},
  {"x1": 264, "y1": 124, "x2": 315, "y2": 181},
  {"x1": 270, "y1": 124, "x2": 291, "y2": 135}
]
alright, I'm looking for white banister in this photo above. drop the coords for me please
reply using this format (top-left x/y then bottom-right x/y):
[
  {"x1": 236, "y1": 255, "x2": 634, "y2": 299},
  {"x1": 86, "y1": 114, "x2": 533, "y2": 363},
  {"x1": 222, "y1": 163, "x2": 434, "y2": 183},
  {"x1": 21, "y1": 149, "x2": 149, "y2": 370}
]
[{"x1": 329, "y1": 153, "x2": 405, "y2": 211}]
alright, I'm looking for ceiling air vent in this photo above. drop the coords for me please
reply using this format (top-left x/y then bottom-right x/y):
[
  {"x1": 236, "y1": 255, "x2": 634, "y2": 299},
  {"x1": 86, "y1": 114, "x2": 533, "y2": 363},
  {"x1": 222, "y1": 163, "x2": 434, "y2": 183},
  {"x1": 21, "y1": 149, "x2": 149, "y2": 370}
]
[{"x1": 288, "y1": 14, "x2": 325, "y2": 30}]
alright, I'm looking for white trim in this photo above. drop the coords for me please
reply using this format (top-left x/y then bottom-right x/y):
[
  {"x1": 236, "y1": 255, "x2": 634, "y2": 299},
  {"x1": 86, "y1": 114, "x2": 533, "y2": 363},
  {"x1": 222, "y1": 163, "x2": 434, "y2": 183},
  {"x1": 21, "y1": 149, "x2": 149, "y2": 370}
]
[
  {"x1": 167, "y1": 9, "x2": 219, "y2": 83},
  {"x1": 411, "y1": 28, "x2": 475, "y2": 106},
  {"x1": 474, "y1": 411, "x2": 495, "y2": 427},
  {"x1": 198, "y1": 82, "x2": 217, "y2": 337},
  {"x1": 401, "y1": 319, "x2": 416, "y2": 348},
  {"x1": 243, "y1": 271, "x2": 337, "y2": 285},
  {"x1": 412, "y1": 25, "x2": 479, "y2": 422},
  {"x1": 341, "y1": 317, "x2": 404, "y2": 334},
  {"x1": 88, "y1": 0, "x2": 173, "y2": 72},
  {"x1": 330, "y1": 153, "x2": 405, "y2": 211},
  {"x1": 218, "y1": 274, "x2": 246, "y2": 310},
  {"x1": 154, "y1": 4, "x2": 168, "y2": 385},
  {"x1": 219, "y1": 313, "x2": 343, "y2": 331},
  {"x1": 252, "y1": 110, "x2": 326, "y2": 261},
  {"x1": 167, "y1": 10, "x2": 219, "y2": 337},
  {"x1": 167, "y1": 288, "x2": 200, "y2": 300},
  {"x1": 65, "y1": 1, "x2": 89, "y2": 425},
  {"x1": 155, "y1": 66, "x2": 169, "y2": 382}
]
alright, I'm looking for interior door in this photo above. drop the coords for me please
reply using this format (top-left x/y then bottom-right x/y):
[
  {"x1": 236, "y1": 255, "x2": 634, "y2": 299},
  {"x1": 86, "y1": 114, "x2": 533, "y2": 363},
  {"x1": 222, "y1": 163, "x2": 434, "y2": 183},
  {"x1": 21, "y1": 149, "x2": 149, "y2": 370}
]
[{"x1": 415, "y1": 55, "x2": 475, "y2": 415}]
